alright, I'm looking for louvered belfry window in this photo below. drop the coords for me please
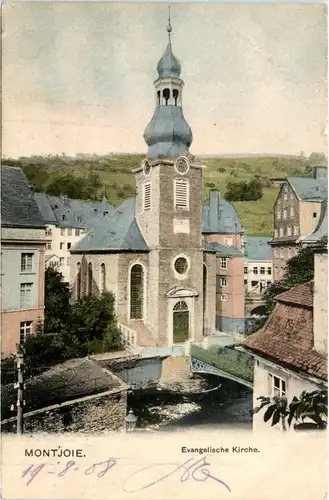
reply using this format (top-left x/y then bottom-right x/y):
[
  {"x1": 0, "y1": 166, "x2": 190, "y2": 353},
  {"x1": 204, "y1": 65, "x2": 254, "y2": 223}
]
[
  {"x1": 130, "y1": 264, "x2": 144, "y2": 319},
  {"x1": 174, "y1": 179, "x2": 189, "y2": 210},
  {"x1": 144, "y1": 182, "x2": 151, "y2": 210}
]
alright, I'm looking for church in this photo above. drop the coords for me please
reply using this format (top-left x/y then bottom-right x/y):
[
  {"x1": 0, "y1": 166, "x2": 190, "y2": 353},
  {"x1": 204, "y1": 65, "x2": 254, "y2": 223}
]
[{"x1": 70, "y1": 19, "x2": 245, "y2": 347}]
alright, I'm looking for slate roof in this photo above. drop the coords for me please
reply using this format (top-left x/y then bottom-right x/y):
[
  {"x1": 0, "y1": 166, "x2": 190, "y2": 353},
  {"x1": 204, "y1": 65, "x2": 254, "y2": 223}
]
[
  {"x1": 1, "y1": 166, "x2": 45, "y2": 229},
  {"x1": 203, "y1": 191, "x2": 242, "y2": 234},
  {"x1": 71, "y1": 198, "x2": 149, "y2": 253},
  {"x1": 1, "y1": 358, "x2": 122, "y2": 421},
  {"x1": 287, "y1": 177, "x2": 328, "y2": 201},
  {"x1": 203, "y1": 241, "x2": 243, "y2": 257},
  {"x1": 244, "y1": 281, "x2": 327, "y2": 381},
  {"x1": 47, "y1": 195, "x2": 114, "y2": 230},
  {"x1": 244, "y1": 236, "x2": 272, "y2": 261},
  {"x1": 33, "y1": 192, "x2": 58, "y2": 225}
]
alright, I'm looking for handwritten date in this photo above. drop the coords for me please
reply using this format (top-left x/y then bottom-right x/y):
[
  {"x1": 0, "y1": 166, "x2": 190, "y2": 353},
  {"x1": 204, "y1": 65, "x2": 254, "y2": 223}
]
[{"x1": 21, "y1": 457, "x2": 231, "y2": 493}]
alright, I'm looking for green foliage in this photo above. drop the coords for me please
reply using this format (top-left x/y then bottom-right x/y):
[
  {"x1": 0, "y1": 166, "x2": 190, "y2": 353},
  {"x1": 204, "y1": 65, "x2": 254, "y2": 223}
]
[
  {"x1": 2, "y1": 153, "x2": 308, "y2": 235},
  {"x1": 225, "y1": 178, "x2": 263, "y2": 201},
  {"x1": 1, "y1": 269, "x2": 123, "y2": 381},
  {"x1": 254, "y1": 390, "x2": 328, "y2": 431},
  {"x1": 44, "y1": 267, "x2": 70, "y2": 333}
]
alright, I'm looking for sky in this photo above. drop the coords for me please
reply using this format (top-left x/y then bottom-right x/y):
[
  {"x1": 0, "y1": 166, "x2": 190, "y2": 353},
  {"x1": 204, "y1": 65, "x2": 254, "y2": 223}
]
[{"x1": 2, "y1": 1, "x2": 327, "y2": 157}]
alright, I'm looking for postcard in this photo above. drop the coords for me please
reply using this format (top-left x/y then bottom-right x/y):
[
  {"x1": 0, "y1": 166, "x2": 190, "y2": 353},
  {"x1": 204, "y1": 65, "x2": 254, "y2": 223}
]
[{"x1": 1, "y1": 1, "x2": 328, "y2": 500}]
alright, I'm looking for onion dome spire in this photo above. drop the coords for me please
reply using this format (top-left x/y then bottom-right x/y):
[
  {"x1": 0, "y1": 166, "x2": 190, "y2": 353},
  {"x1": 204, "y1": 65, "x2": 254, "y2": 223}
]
[{"x1": 156, "y1": 7, "x2": 181, "y2": 78}]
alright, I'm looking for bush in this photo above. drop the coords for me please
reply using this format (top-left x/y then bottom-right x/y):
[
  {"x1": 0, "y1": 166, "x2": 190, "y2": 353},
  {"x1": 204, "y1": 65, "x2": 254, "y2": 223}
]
[{"x1": 225, "y1": 178, "x2": 263, "y2": 201}]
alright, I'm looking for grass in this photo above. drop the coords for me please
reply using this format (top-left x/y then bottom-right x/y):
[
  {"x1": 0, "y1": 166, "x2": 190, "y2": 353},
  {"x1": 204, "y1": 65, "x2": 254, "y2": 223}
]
[{"x1": 3, "y1": 153, "x2": 308, "y2": 236}]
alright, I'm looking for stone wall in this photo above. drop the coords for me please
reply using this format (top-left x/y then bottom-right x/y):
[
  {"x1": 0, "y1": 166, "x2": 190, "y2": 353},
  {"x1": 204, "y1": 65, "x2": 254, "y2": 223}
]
[{"x1": 1, "y1": 388, "x2": 128, "y2": 434}]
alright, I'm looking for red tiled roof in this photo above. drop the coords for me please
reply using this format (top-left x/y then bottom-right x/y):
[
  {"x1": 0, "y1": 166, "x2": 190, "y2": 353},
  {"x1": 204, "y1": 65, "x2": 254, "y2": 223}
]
[
  {"x1": 245, "y1": 285, "x2": 327, "y2": 381},
  {"x1": 275, "y1": 281, "x2": 314, "y2": 308}
]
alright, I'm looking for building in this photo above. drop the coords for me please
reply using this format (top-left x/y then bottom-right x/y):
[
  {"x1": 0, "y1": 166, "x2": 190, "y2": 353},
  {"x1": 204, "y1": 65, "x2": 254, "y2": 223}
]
[
  {"x1": 244, "y1": 236, "x2": 273, "y2": 295},
  {"x1": 69, "y1": 20, "x2": 246, "y2": 347},
  {"x1": 269, "y1": 166, "x2": 327, "y2": 280},
  {"x1": 243, "y1": 247, "x2": 328, "y2": 431},
  {"x1": 1, "y1": 167, "x2": 47, "y2": 357},
  {"x1": 34, "y1": 193, "x2": 114, "y2": 282},
  {"x1": 1, "y1": 357, "x2": 129, "y2": 433}
]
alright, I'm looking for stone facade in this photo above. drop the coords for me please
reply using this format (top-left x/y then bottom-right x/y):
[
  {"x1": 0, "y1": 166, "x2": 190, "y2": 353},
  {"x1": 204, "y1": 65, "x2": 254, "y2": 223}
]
[
  {"x1": 313, "y1": 251, "x2": 328, "y2": 356},
  {"x1": 1, "y1": 387, "x2": 128, "y2": 434}
]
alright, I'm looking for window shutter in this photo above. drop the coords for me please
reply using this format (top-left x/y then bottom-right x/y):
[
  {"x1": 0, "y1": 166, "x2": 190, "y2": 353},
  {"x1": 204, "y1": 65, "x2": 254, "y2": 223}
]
[
  {"x1": 144, "y1": 182, "x2": 151, "y2": 210},
  {"x1": 175, "y1": 179, "x2": 189, "y2": 210}
]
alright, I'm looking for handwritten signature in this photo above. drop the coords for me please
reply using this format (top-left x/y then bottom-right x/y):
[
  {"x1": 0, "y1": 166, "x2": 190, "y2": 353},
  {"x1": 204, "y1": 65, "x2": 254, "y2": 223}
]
[{"x1": 21, "y1": 456, "x2": 231, "y2": 493}]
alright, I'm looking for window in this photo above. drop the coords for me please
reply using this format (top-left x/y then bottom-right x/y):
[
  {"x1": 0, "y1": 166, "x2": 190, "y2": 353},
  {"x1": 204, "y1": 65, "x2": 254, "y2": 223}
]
[
  {"x1": 274, "y1": 229, "x2": 278, "y2": 237},
  {"x1": 277, "y1": 210, "x2": 281, "y2": 220},
  {"x1": 267, "y1": 267, "x2": 272, "y2": 275},
  {"x1": 59, "y1": 257, "x2": 65, "y2": 266},
  {"x1": 60, "y1": 242, "x2": 65, "y2": 250},
  {"x1": 77, "y1": 216, "x2": 82, "y2": 223},
  {"x1": 279, "y1": 227, "x2": 284, "y2": 237},
  {"x1": 62, "y1": 215, "x2": 66, "y2": 221},
  {"x1": 46, "y1": 242, "x2": 52, "y2": 250},
  {"x1": 290, "y1": 193, "x2": 294, "y2": 200},
  {"x1": 290, "y1": 206, "x2": 294, "y2": 217},
  {"x1": 45, "y1": 228, "x2": 52, "y2": 237},
  {"x1": 267, "y1": 280, "x2": 272, "y2": 287},
  {"x1": 287, "y1": 225, "x2": 292, "y2": 236},
  {"x1": 283, "y1": 193, "x2": 288, "y2": 201},
  {"x1": 313, "y1": 212, "x2": 317, "y2": 218},
  {"x1": 61, "y1": 229, "x2": 65, "y2": 236},
  {"x1": 143, "y1": 182, "x2": 151, "y2": 210},
  {"x1": 21, "y1": 253, "x2": 33, "y2": 272},
  {"x1": 253, "y1": 267, "x2": 258, "y2": 275},
  {"x1": 75, "y1": 229, "x2": 80, "y2": 236},
  {"x1": 251, "y1": 280, "x2": 258, "y2": 287},
  {"x1": 288, "y1": 247, "x2": 292, "y2": 258},
  {"x1": 100, "y1": 263, "x2": 106, "y2": 293},
  {"x1": 20, "y1": 321, "x2": 33, "y2": 344},
  {"x1": 269, "y1": 373, "x2": 286, "y2": 398},
  {"x1": 260, "y1": 267, "x2": 265, "y2": 275},
  {"x1": 174, "y1": 257, "x2": 188, "y2": 275},
  {"x1": 220, "y1": 258, "x2": 227, "y2": 270},
  {"x1": 279, "y1": 248, "x2": 284, "y2": 258},
  {"x1": 220, "y1": 294, "x2": 228, "y2": 302},
  {"x1": 88, "y1": 263, "x2": 93, "y2": 296},
  {"x1": 283, "y1": 208, "x2": 287, "y2": 220},
  {"x1": 67, "y1": 242, "x2": 71, "y2": 250},
  {"x1": 274, "y1": 248, "x2": 279, "y2": 258},
  {"x1": 220, "y1": 277, "x2": 227, "y2": 287},
  {"x1": 130, "y1": 264, "x2": 144, "y2": 319},
  {"x1": 174, "y1": 179, "x2": 189, "y2": 210},
  {"x1": 20, "y1": 283, "x2": 33, "y2": 307},
  {"x1": 68, "y1": 228, "x2": 72, "y2": 236},
  {"x1": 224, "y1": 236, "x2": 233, "y2": 246},
  {"x1": 294, "y1": 225, "x2": 299, "y2": 236},
  {"x1": 244, "y1": 266, "x2": 248, "y2": 274}
]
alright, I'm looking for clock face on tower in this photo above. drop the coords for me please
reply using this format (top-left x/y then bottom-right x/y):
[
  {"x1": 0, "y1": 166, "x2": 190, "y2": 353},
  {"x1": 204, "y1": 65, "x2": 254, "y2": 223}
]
[{"x1": 175, "y1": 156, "x2": 190, "y2": 175}]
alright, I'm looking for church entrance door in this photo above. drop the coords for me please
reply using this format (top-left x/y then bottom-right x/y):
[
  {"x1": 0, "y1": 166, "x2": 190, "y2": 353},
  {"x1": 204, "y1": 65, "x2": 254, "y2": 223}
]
[{"x1": 173, "y1": 301, "x2": 189, "y2": 343}]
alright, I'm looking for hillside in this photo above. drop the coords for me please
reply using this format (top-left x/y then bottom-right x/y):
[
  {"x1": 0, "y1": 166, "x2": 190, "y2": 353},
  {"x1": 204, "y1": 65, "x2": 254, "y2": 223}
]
[{"x1": 2, "y1": 154, "x2": 309, "y2": 236}]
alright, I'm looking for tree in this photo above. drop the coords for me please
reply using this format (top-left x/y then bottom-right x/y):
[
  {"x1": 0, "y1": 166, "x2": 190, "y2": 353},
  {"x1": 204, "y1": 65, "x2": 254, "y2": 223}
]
[
  {"x1": 44, "y1": 267, "x2": 70, "y2": 333},
  {"x1": 253, "y1": 390, "x2": 328, "y2": 431},
  {"x1": 225, "y1": 178, "x2": 263, "y2": 202}
]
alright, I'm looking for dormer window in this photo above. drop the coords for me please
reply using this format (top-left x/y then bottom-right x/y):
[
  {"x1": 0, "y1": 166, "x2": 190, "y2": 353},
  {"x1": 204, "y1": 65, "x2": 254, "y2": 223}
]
[
  {"x1": 77, "y1": 216, "x2": 82, "y2": 222},
  {"x1": 62, "y1": 214, "x2": 66, "y2": 221}
]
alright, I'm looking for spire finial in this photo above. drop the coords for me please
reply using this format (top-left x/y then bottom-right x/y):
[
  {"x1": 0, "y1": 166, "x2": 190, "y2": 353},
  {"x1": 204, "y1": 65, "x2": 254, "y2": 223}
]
[{"x1": 167, "y1": 6, "x2": 172, "y2": 40}]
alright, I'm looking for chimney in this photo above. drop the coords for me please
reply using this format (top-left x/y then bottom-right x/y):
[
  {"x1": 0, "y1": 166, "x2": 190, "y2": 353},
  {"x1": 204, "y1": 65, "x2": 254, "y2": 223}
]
[
  {"x1": 313, "y1": 250, "x2": 328, "y2": 355},
  {"x1": 312, "y1": 166, "x2": 327, "y2": 181},
  {"x1": 209, "y1": 190, "x2": 220, "y2": 231}
]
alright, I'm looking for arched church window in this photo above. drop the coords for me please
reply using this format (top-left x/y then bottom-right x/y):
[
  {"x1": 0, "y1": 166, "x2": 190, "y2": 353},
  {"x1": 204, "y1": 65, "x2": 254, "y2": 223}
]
[
  {"x1": 88, "y1": 262, "x2": 93, "y2": 296},
  {"x1": 173, "y1": 89, "x2": 179, "y2": 106},
  {"x1": 77, "y1": 262, "x2": 81, "y2": 300},
  {"x1": 100, "y1": 263, "x2": 106, "y2": 293},
  {"x1": 163, "y1": 88, "x2": 170, "y2": 105},
  {"x1": 173, "y1": 301, "x2": 188, "y2": 312},
  {"x1": 130, "y1": 264, "x2": 144, "y2": 319},
  {"x1": 157, "y1": 90, "x2": 161, "y2": 105},
  {"x1": 173, "y1": 301, "x2": 189, "y2": 343}
]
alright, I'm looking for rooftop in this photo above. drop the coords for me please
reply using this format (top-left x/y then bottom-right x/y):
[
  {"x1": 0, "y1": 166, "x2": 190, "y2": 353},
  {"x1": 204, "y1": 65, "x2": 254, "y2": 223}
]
[
  {"x1": 244, "y1": 281, "x2": 327, "y2": 381},
  {"x1": 244, "y1": 236, "x2": 272, "y2": 261},
  {"x1": 203, "y1": 240, "x2": 243, "y2": 257},
  {"x1": 1, "y1": 358, "x2": 123, "y2": 421},
  {"x1": 287, "y1": 177, "x2": 328, "y2": 201},
  {"x1": 1, "y1": 166, "x2": 45, "y2": 229},
  {"x1": 71, "y1": 198, "x2": 149, "y2": 253},
  {"x1": 203, "y1": 191, "x2": 242, "y2": 234}
]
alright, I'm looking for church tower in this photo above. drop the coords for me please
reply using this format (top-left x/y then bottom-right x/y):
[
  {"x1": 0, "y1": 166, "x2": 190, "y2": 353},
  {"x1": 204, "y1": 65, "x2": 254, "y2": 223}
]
[{"x1": 134, "y1": 11, "x2": 204, "y2": 346}]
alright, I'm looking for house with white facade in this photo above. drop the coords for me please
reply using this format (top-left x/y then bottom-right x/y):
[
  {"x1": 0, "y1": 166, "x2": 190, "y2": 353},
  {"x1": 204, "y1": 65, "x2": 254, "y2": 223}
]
[
  {"x1": 243, "y1": 247, "x2": 328, "y2": 431},
  {"x1": 243, "y1": 236, "x2": 273, "y2": 295},
  {"x1": 34, "y1": 193, "x2": 114, "y2": 282}
]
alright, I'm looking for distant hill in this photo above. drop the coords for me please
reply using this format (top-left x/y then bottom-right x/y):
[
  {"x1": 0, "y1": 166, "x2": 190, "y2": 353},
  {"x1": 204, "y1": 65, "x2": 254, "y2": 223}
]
[{"x1": 2, "y1": 154, "x2": 309, "y2": 236}]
